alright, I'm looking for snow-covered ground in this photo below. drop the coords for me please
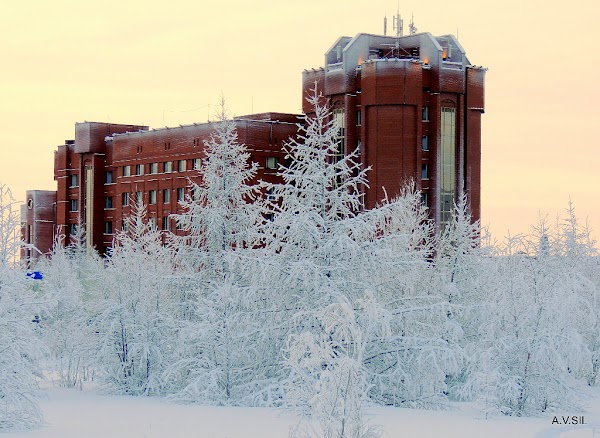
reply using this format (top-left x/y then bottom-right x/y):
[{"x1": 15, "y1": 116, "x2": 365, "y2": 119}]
[{"x1": 4, "y1": 383, "x2": 600, "y2": 438}]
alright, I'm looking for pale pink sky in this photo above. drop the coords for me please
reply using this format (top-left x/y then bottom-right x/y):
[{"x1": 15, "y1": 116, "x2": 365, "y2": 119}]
[{"x1": 1, "y1": 0, "x2": 598, "y2": 244}]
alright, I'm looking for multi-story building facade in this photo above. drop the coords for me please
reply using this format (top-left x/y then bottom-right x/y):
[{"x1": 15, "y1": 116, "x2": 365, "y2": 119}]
[
  {"x1": 303, "y1": 32, "x2": 485, "y2": 224},
  {"x1": 23, "y1": 31, "x2": 484, "y2": 260}
]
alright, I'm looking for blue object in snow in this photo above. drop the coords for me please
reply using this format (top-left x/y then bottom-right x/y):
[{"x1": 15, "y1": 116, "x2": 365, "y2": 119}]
[{"x1": 26, "y1": 271, "x2": 43, "y2": 280}]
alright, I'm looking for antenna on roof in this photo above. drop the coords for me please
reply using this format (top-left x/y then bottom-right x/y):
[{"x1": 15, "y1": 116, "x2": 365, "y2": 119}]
[
  {"x1": 384, "y1": 14, "x2": 387, "y2": 36},
  {"x1": 409, "y1": 13, "x2": 417, "y2": 34},
  {"x1": 393, "y1": 5, "x2": 403, "y2": 37}
]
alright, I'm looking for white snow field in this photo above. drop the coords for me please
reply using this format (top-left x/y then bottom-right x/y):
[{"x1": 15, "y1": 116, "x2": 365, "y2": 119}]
[{"x1": 4, "y1": 384, "x2": 600, "y2": 438}]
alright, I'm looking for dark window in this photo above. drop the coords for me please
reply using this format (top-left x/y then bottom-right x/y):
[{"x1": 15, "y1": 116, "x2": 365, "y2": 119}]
[
  {"x1": 104, "y1": 221, "x2": 113, "y2": 235},
  {"x1": 421, "y1": 192, "x2": 428, "y2": 206},
  {"x1": 177, "y1": 187, "x2": 184, "y2": 202},
  {"x1": 422, "y1": 164, "x2": 429, "y2": 180},
  {"x1": 162, "y1": 216, "x2": 170, "y2": 231},
  {"x1": 69, "y1": 174, "x2": 78, "y2": 187},
  {"x1": 69, "y1": 199, "x2": 78, "y2": 212},
  {"x1": 422, "y1": 135, "x2": 429, "y2": 151},
  {"x1": 149, "y1": 190, "x2": 157, "y2": 205},
  {"x1": 105, "y1": 196, "x2": 113, "y2": 209},
  {"x1": 422, "y1": 106, "x2": 429, "y2": 121},
  {"x1": 136, "y1": 164, "x2": 144, "y2": 176},
  {"x1": 105, "y1": 171, "x2": 114, "y2": 184},
  {"x1": 122, "y1": 192, "x2": 129, "y2": 206},
  {"x1": 192, "y1": 187, "x2": 200, "y2": 201},
  {"x1": 356, "y1": 109, "x2": 362, "y2": 126},
  {"x1": 163, "y1": 189, "x2": 170, "y2": 204}
]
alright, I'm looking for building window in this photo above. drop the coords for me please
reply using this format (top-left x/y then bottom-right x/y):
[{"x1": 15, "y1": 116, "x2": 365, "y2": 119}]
[
  {"x1": 441, "y1": 107, "x2": 457, "y2": 224},
  {"x1": 356, "y1": 109, "x2": 362, "y2": 126},
  {"x1": 193, "y1": 158, "x2": 201, "y2": 170},
  {"x1": 69, "y1": 199, "x2": 78, "y2": 212},
  {"x1": 178, "y1": 160, "x2": 187, "y2": 172},
  {"x1": 136, "y1": 191, "x2": 143, "y2": 204},
  {"x1": 104, "y1": 221, "x2": 113, "y2": 235},
  {"x1": 177, "y1": 187, "x2": 184, "y2": 202},
  {"x1": 422, "y1": 164, "x2": 429, "y2": 180},
  {"x1": 123, "y1": 165, "x2": 131, "y2": 177},
  {"x1": 164, "y1": 161, "x2": 172, "y2": 173},
  {"x1": 149, "y1": 162, "x2": 158, "y2": 174},
  {"x1": 266, "y1": 187, "x2": 276, "y2": 202},
  {"x1": 266, "y1": 156, "x2": 278, "y2": 170},
  {"x1": 422, "y1": 135, "x2": 429, "y2": 151},
  {"x1": 422, "y1": 106, "x2": 429, "y2": 121},
  {"x1": 69, "y1": 174, "x2": 78, "y2": 187},
  {"x1": 105, "y1": 196, "x2": 113, "y2": 209},
  {"x1": 421, "y1": 192, "x2": 428, "y2": 206},
  {"x1": 122, "y1": 192, "x2": 129, "y2": 206},
  {"x1": 148, "y1": 216, "x2": 157, "y2": 230},
  {"x1": 149, "y1": 190, "x2": 157, "y2": 205},
  {"x1": 136, "y1": 164, "x2": 144, "y2": 176},
  {"x1": 163, "y1": 188, "x2": 171, "y2": 204},
  {"x1": 332, "y1": 108, "x2": 345, "y2": 166},
  {"x1": 333, "y1": 108, "x2": 345, "y2": 135},
  {"x1": 69, "y1": 223, "x2": 78, "y2": 236},
  {"x1": 162, "y1": 216, "x2": 170, "y2": 231},
  {"x1": 192, "y1": 186, "x2": 200, "y2": 202},
  {"x1": 122, "y1": 220, "x2": 129, "y2": 233},
  {"x1": 105, "y1": 171, "x2": 114, "y2": 184}
]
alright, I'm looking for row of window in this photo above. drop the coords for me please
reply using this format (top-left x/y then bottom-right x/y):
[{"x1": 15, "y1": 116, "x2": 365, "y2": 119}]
[
  {"x1": 68, "y1": 188, "x2": 191, "y2": 212},
  {"x1": 122, "y1": 159, "x2": 199, "y2": 177},
  {"x1": 99, "y1": 156, "x2": 279, "y2": 184},
  {"x1": 102, "y1": 215, "x2": 183, "y2": 235},
  {"x1": 121, "y1": 188, "x2": 187, "y2": 206},
  {"x1": 70, "y1": 218, "x2": 182, "y2": 237}
]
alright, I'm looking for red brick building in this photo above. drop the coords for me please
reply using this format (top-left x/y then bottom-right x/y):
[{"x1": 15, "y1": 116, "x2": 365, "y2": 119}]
[
  {"x1": 23, "y1": 31, "x2": 484, "y2": 260},
  {"x1": 303, "y1": 32, "x2": 485, "y2": 224}
]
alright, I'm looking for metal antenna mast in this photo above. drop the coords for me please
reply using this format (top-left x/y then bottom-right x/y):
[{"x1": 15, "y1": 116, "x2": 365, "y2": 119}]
[
  {"x1": 393, "y1": 5, "x2": 403, "y2": 38},
  {"x1": 409, "y1": 13, "x2": 417, "y2": 34}
]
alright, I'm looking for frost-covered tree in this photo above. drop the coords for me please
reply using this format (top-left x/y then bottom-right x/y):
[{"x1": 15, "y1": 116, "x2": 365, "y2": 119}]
[
  {"x1": 355, "y1": 186, "x2": 461, "y2": 408},
  {"x1": 286, "y1": 296, "x2": 381, "y2": 438},
  {"x1": 0, "y1": 184, "x2": 43, "y2": 429},
  {"x1": 457, "y1": 214, "x2": 595, "y2": 416},
  {"x1": 253, "y1": 86, "x2": 374, "y2": 419},
  {"x1": 171, "y1": 97, "x2": 265, "y2": 279},
  {"x1": 0, "y1": 267, "x2": 44, "y2": 430},
  {"x1": 94, "y1": 199, "x2": 177, "y2": 395},
  {"x1": 0, "y1": 184, "x2": 21, "y2": 267},
  {"x1": 165, "y1": 101, "x2": 274, "y2": 405},
  {"x1": 37, "y1": 231, "x2": 101, "y2": 389},
  {"x1": 258, "y1": 87, "x2": 458, "y2": 429}
]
